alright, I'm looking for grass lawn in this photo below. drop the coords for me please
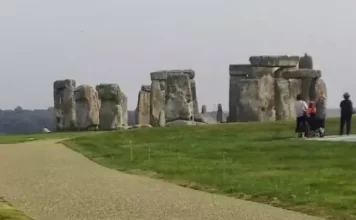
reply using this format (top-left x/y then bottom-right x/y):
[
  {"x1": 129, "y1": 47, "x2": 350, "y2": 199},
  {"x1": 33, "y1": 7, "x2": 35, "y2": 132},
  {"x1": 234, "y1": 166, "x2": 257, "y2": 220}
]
[
  {"x1": 64, "y1": 118, "x2": 356, "y2": 220},
  {"x1": 0, "y1": 197, "x2": 32, "y2": 220}
]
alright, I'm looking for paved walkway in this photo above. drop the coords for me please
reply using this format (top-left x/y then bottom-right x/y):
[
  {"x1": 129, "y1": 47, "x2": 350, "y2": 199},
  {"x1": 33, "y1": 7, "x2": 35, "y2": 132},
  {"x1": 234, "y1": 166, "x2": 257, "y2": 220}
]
[
  {"x1": 0, "y1": 140, "x2": 322, "y2": 220},
  {"x1": 311, "y1": 134, "x2": 356, "y2": 142}
]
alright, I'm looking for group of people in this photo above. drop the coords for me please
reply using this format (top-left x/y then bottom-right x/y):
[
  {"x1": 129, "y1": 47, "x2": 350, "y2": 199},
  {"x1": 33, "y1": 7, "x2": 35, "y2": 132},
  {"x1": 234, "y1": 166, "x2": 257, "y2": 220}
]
[{"x1": 295, "y1": 92, "x2": 355, "y2": 138}]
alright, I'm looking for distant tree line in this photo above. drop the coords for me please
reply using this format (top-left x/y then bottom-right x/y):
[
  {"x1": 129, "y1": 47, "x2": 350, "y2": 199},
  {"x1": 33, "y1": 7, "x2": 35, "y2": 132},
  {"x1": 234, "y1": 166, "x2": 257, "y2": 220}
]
[{"x1": 0, "y1": 106, "x2": 225, "y2": 135}]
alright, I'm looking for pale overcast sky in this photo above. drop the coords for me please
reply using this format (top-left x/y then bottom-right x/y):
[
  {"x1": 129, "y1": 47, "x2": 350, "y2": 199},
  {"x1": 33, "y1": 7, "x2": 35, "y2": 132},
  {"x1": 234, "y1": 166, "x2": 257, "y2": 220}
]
[{"x1": 0, "y1": 0, "x2": 355, "y2": 110}]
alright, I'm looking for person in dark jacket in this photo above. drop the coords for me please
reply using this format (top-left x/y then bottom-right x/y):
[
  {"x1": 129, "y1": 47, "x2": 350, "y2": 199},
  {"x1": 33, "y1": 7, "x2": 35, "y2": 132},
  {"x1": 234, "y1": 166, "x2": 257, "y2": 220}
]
[{"x1": 340, "y1": 92, "x2": 354, "y2": 135}]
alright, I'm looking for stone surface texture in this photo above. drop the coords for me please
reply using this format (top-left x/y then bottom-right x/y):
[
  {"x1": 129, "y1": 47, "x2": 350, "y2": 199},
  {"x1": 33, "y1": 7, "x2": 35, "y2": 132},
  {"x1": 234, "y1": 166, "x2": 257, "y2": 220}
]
[
  {"x1": 74, "y1": 85, "x2": 100, "y2": 130},
  {"x1": 165, "y1": 74, "x2": 194, "y2": 122},
  {"x1": 96, "y1": 84, "x2": 127, "y2": 130},
  {"x1": 249, "y1": 56, "x2": 300, "y2": 67},
  {"x1": 229, "y1": 54, "x2": 327, "y2": 122},
  {"x1": 136, "y1": 85, "x2": 151, "y2": 125},
  {"x1": 53, "y1": 79, "x2": 77, "y2": 131}
]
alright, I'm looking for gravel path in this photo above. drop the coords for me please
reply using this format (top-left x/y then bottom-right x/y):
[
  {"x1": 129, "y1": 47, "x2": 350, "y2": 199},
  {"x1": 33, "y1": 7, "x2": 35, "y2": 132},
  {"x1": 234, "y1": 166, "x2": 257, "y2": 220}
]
[{"x1": 0, "y1": 140, "x2": 322, "y2": 220}]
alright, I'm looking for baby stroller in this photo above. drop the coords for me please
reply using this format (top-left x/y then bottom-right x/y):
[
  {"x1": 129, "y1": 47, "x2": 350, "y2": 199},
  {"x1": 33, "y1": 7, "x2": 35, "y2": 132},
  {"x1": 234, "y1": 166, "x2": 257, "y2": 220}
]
[{"x1": 306, "y1": 102, "x2": 324, "y2": 138}]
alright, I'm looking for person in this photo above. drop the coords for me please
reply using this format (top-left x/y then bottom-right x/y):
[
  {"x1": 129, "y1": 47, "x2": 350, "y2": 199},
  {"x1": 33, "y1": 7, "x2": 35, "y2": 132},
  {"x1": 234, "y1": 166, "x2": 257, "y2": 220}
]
[
  {"x1": 339, "y1": 92, "x2": 354, "y2": 135},
  {"x1": 295, "y1": 93, "x2": 308, "y2": 138},
  {"x1": 307, "y1": 101, "x2": 317, "y2": 136},
  {"x1": 315, "y1": 95, "x2": 326, "y2": 137}
]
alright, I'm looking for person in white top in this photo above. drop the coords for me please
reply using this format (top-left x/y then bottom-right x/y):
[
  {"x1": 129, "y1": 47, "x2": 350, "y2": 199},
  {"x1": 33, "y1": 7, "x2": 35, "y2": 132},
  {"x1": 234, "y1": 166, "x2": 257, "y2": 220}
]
[{"x1": 295, "y1": 93, "x2": 308, "y2": 138}]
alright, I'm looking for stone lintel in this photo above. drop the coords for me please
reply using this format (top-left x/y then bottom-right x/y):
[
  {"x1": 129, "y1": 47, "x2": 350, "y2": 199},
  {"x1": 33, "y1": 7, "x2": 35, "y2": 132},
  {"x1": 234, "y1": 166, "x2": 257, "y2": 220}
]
[
  {"x1": 141, "y1": 85, "x2": 151, "y2": 92},
  {"x1": 150, "y1": 69, "x2": 195, "y2": 80},
  {"x1": 249, "y1": 56, "x2": 300, "y2": 67},
  {"x1": 53, "y1": 79, "x2": 76, "y2": 89},
  {"x1": 280, "y1": 69, "x2": 321, "y2": 79}
]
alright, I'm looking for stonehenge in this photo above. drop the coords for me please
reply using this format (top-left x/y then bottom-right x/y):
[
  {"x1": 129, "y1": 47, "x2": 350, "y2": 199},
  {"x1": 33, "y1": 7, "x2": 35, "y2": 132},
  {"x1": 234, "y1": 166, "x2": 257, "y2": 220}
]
[
  {"x1": 96, "y1": 84, "x2": 128, "y2": 130},
  {"x1": 135, "y1": 85, "x2": 151, "y2": 125},
  {"x1": 149, "y1": 69, "x2": 201, "y2": 126},
  {"x1": 53, "y1": 53, "x2": 328, "y2": 130},
  {"x1": 229, "y1": 54, "x2": 327, "y2": 122},
  {"x1": 74, "y1": 85, "x2": 100, "y2": 130},
  {"x1": 53, "y1": 81, "x2": 128, "y2": 131},
  {"x1": 53, "y1": 79, "x2": 77, "y2": 131}
]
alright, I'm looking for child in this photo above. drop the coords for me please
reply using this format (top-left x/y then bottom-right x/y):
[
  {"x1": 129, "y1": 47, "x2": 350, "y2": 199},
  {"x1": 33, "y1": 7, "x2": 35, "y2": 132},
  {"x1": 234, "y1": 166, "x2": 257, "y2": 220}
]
[
  {"x1": 295, "y1": 94, "x2": 308, "y2": 138},
  {"x1": 307, "y1": 101, "x2": 317, "y2": 136}
]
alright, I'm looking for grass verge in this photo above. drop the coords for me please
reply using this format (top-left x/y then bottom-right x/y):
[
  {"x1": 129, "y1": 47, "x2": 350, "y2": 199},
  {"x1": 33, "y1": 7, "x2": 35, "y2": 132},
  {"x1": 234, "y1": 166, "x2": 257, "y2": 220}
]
[
  {"x1": 64, "y1": 118, "x2": 356, "y2": 220},
  {"x1": 0, "y1": 197, "x2": 32, "y2": 220}
]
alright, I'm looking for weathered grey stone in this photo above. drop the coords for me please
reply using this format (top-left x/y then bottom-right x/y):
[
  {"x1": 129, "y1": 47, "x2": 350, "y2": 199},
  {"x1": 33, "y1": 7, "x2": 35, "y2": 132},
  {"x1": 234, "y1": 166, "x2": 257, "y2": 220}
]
[
  {"x1": 158, "y1": 110, "x2": 166, "y2": 127},
  {"x1": 96, "y1": 84, "x2": 122, "y2": 103},
  {"x1": 136, "y1": 86, "x2": 151, "y2": 125},
  {"x1": 165, "y1": 74, "x2": 194, "y2": 122},
  {"x1": 121, "y1": 93, "x2": 128, "y2": 126},
  {"x1": 150, "y1": 80, "x2": 166, "y2": 126},
  {"x1": 141, "y1": 85, "x2": 151, "y2": 92},
  {"x1": 229, "y1": 75, "x2": 275, "y2": 122},
  {"x1": 74, "y1": 85, "x2": 100, "y2": 130},
  {"x1": 279, "y1": 69, "x2": 321, "y2": 79},
  {"x1": 201, "y1": 105, "x2": 207, "y2": 114},
  {"x1": 131, "y1": 124, "x2": 152, "y2": 129},
  {"x1": 150, "y1": 69, "x2": 195, "y2": 80},
  {"x1": 229, "y1": 65, "x2": 278, "y2": 78},
  {"x1": 53, "y1": 79, "x2": 77, "y2": 131},
  {"x1": 96, "y1": 84, "x2": 126, "y2": 130},
  {"x1": 299, "y1": 53, "x2": 313, "y2": 69},
  {"x1": 249, "y1": 56, "x2": 300, "y2": 67},
  {"x1": 190, "y1": 79, "x2": 200, "y2": 121},
  {"x1": 274, "y1": 78, "x2": 302, "y2": 120},
  {"x1": 198, "y1": 114, "x2": 218, "y2": 124},
  {"x1": 217, "y1": 104, "x2": 223, "y2": 122},
  {"x1": 166, "y1": 120, "x2": 197, "y2": 127},
  {"x1": 310, "y1": 78, "x2": 327, "y2": 102}
]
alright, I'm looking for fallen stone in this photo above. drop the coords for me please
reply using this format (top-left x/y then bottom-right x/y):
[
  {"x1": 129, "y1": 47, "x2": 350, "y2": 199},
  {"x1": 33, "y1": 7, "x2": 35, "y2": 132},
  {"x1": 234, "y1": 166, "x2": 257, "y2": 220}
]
[
  {"x1": 249, "y1": 56, "x2": 300, "y2": 67},
  {"x1": 196, "y1": 114, "x2": 217, "y2": 124},
  {"x1": 74, "y1": 85, "x2": 100, "y2": 130},
  {"x1": 166, "y1": 120, "x2": 197, "y2": 127},
  {"x1": 165, "y1": 74, "x2": 194, "y2": 122},
  {"x1": 53, "y1": 79, "x2": 77, "y2": 131},
  {"x1": 131, "y1": 124, "x2": 153, "y2": 129},
  {"x1": 150, "y1": 69, "x2": 195, "y2": 80},
  {"x1": 280, "y1": 69, "x2": 321, "y2": 79}
]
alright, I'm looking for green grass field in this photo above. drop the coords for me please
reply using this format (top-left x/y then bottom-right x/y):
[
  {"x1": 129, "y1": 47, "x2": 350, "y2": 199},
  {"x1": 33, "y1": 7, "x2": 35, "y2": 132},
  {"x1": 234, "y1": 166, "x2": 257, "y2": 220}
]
[
  {"x1": 62, "y1": 118, "x2": 356, "y2": 220},
  {"x1": 1, "y1": 118, "x2": 356, "y2": 219},
  {"x1": 0, "y1": 197, "x2": 32, "y2": 220}
]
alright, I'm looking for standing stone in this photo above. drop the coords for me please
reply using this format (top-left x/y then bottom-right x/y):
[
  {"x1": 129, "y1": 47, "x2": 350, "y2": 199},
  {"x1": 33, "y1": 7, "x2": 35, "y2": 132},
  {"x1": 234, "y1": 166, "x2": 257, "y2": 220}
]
[
  {"x1": 96, "y1": 84, "x2": 127, "y2": 130},
  {"x1": 190, "y1": 78, "x2": 200, "y2": 121},
  {"x1": 274, "y1": 69, "x2": 321, "y2": 120},
  {"x1": 121, "y1": 93, "x2": 128, "y2": 126},
  {"x1": 229, "y1": 65, "x2": 275, "y2": 122},
  {"x1": 136, "y1": 85, "x2": 151, "y2": 125},
  {"x1": 53, "y1": 79, "x2": 77, "y2": 131},
  {"x1": 165, "y1": 74, "x2": 194, "y2": 122},
  {"x1": 201, "y1": 105, "x2": 207, "y2": 114},
  {"x1": 158, "y1": 110, "x2": 166, "y2": 127},
  {"x1": 74, "y1": 85, "x2": 100, "y2": 130},
  {"x1": 150, "y1": 80, "x2": 166, "y2": 126},
  {"x1": 216, "y1": 104, "x2": 223, "y2": 122},
  {"x1": 309, "y1": 78, "x2": 327, "y2": 102},
  {"x1": 299, "y1": 53, "x2": 313, "y2": 69},
  {"x1": 150, "y1": 69, "x2": 196, "y2": 126}
]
